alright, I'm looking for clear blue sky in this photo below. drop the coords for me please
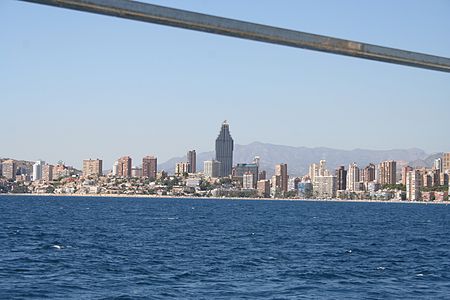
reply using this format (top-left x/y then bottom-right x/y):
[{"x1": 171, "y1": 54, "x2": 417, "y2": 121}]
[{"x1": 1, "y1": 0, "x2": 449, "y2": 169}]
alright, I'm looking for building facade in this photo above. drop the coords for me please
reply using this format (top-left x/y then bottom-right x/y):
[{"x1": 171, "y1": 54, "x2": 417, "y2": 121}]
[
  {"x1": 42, "y1": 164, "x2": 54, "y2": 182},
  {"x1": 346, "y1": 162, "x2": 360, "y2": 192},
  {"x1": 117, "y1": 156, "x2": 132, "y2": 178},
  {"x1": 313, "y1": 175, "x2": 337, "y2": 198},
  {"x1": 215, "y1": 121, "x2": 234, "y2": 177},
  {"x1": 142, "y1": 156, "x2": 157, "y2": 180},
  {"x1": 275, "y1": 163, "x2": 288, "y2": 192},
  {"x1": 379, "y1": 160, "x2": 397, "y2": 185},
  {"x1": 2, "y1": 160, "x2": 17, "y2": 180},
  {"x1": 204, "y1": 160, "x2": 221, "y2": 178},
  {"x1": 335, "y1": 166, "x2": 347, "y2": 190},
  {"x1": 83, "y1": 159, "x2": 103, "y2": 177},
  {"x1": 175, "y1": 162, "x2": 190, "y2": 176},
  {"x1": 187, "y1": 150, "x2": 196, "y2": 173}
]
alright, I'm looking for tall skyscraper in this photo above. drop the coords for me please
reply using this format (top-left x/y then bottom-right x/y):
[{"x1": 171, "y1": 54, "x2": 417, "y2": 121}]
[
  {"x1": 379, "y1": 160, "x2": 397, "y2": 185},
  {"x1": 215, "y1": 121, "x2": 234, "y2": 177},
  {"x1": 33, "y1": 160, "x2": 45, "y2": 181},
  {"x1": 443, "y1": 153, "x2": 450, "y2": 173},
  {"x1": 346, "y1": 162, "x2": 360, "y2": 191},
  {"x1": 117, "y1": 156, "x2": 132, "y2": 178},
  {"x1": 42, "y1": 164, "x2": 54, "y2": 182},
  {"x1": 2, "y1": 160, "x2": 17, "y2": 180},
  {"x1": 335, "y1": 166, "x2": 347, "y2": 190},
  {"x1": 401, "y1": 166, "x2": 413, "y2": 185},
  {"x1": 362, "y1": 163, "x2": 376, "y2": 182},
  {"x1": 187, "y1": 150, "x2": 196, "y2": 173},
  {"x1": 406, "y1": 169, "x2": 421, "y2": 201},
  {"x1": 275, "y1": 163, "x2": 288, "y2": 192},
  {"x1": 142, "y1": 156, "x2": 157, "y2": 180},
  {"x1": 204, "y1": 160, "x2": 221, "y2": 178},
  {"x1": 83, "y1": 159, "x2": 103, "y2": 177}
]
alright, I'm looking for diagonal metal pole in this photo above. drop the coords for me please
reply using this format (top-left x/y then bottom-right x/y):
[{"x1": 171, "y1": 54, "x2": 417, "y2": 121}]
[{"x1": 19, "y1": 0, "x2": 450, "y2": 73}]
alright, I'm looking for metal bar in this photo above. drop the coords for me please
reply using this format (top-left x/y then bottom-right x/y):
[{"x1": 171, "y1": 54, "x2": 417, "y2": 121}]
[{"x1": 19, "y1": 0, "x2": 450, "y2": 73}]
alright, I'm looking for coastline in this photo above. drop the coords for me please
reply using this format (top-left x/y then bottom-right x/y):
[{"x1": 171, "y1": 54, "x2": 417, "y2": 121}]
[{"x1": 1, "y1": 193, "x2": 448, "y2": 205}]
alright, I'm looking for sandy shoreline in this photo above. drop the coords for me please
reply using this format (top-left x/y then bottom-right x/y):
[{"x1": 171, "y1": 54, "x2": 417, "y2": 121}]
[{"x1": 1, "y1": 193, "x2": 449, "y2": 205}]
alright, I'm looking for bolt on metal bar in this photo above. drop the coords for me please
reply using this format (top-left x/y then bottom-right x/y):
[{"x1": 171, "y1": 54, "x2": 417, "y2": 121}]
[{"x1": 19, "y1": 0, "x2": 450, "y2": 73}]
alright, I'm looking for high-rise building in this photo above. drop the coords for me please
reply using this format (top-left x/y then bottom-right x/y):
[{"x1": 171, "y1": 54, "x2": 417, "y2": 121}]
[
  {"x1": 313, "y1": 175, "x2": 337, "y2": 198},
  {"x1": 275, "y1": 163, "x2": 288, "y2": 192},
  {"x1": 142, "y1": 156, "x2": 157, "y2": 180},
  {"x1": 83, "y1": 159, "x2": 103, "y2": 177},
  {"x1": 309, "y1": 163, "x2": 319, "y2": 183},
  {"x1": 433, "y1": 158, "x2": 443, "y2": 172},
  {"x1": 346, "y1": 162, "x2": 360, "y2": 192},
  {"x1": 335, "y1": 166, "x2": 347, "y2": 190},
  {"x1": 443, "y1": 153, "x2": 450, "y2": 173},
  {"x1": 379, "y1": 160, "x2": 397, "y2": 185},
  {"x1": 204, "y1": 160, "x2": 221, "y2": 178},
  {"x1": 2, "y1": 160, "x2": 17, "y2": 180},
  {"x1": 42, "y1": 164, "x2": 54, "y2": 182},
  {"x1": 117, "y1": 156, "x2": 132, "y2": 177},
  {"x1": 175, "y1": 162, "x2": 190, "y2": 176},
  {"x1": 406, "y1": 169, "x2": 421, "y2": 201},
  {"x1": 257, "y1": 180, "x2": 271, "y2": 198},
  {"x1": 33, "y1": 160, "x2": 45, "y2": 181},
  {"x1": 187, "y1": 150, "x2": 196, "y2": 173},
  {"x1": 233, "y1": 163, "x2": 258, "y2": 187},
  {"x1": 131, "y1": 167, "x2": 142, "y2": 178},
  {"x1": 401, "y1": 166, "x2": 413, "y2": 186},
  {"x1": 243, "y1": 172, "x2": 254, "y2": 189},
  {"x1": 258, "y1": 170, "x2": 266, "y2": 180},
  {"x1": 215, "y1": 121, "x2": 234, "y2": 177},
  {"x1": 362, "y1": 163, "x2": 376, "y2": 183}
]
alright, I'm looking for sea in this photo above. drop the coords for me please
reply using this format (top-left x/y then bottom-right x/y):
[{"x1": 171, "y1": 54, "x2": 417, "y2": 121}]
[{"x1": 1, "y1": 195, "x2": 450, "y2": 299}]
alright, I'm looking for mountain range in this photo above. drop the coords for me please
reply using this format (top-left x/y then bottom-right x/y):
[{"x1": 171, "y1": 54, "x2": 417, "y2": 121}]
[{"x1": 158, "y1": 142, "x2": 440, "y2": 176}]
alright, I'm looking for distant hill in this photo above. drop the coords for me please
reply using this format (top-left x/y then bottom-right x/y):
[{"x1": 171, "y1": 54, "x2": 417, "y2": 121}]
[
  {"x1": 158, "y1": 142, "x2": 430, "y2": 176},
  {"x1": 408, "y1": 152, "x2": 443, "y2": 169}
]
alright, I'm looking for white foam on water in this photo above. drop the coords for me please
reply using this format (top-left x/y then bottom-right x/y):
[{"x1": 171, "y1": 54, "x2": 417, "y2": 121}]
[
  {"x1": 416, "y1": 273, "x2": 424, "y2": 277},
  {"x1": 51, "y1": 245, "x2": 62, "y2": 250},
  {"x1": 376, "y1": 266, "x2": 385, "y2": 270}
]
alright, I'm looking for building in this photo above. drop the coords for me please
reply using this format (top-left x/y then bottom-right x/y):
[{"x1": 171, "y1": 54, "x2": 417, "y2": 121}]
[
  {"x1": 2, "y1": 160, "x2": 17, "y2": 180},
  {"x1": 42, "y1": 164, "x2": 54, "y2": 182},
  {"x1": 346, "y1": 162, "x2": 360, "y2": 192},
  {"x1": 406, "y1": 169, "x2": 421, "y2": 201},
  {"x1": 257, "y1": 180, "x2": 271, "y2": 198},
  {"x1": 243, "y1": 172, "x2": 254, "y2": 189},
  {"x1": 434, "y1": 158, "x2": 443, "y2": 172},
  {"x1": 233, "y1": 163, "x2": 258, "y2": 187},
  {"x1": 259, "y1": 170, "x2": 266, "y2": 180},
  {"x1": 313, "y1": 175, "x2": 337, "y2": 198},
  {"x1": 275, "y1": 163, "x2": 288, "y2": 192},
  {"x1": 335, "y1": 166, "x2": 347, "y2": 190},
  {"x1": 175, "y1": 162, "x2": 190, "y2": 176},
  {"x1": 379, "y1": 160, "x2": 397, "y2": 185},
  {"x1": 298, "y1": 182, "x2": 313, "y2": 198},
  {"x1": 131, "y1": 167, "x2": 142, "y2": 178},
  {"x1": 204, "y1": 160, "x2": 221, "y2": 178},
  {"x1": 142, "y1": 156, "x2": 157, "y2": 180},
  {"x1": 117, "y1": 156, "x2": 132, "y2": 177},
  {"x1": 187, "y1": 150, "x2": 196, "y2": 173},
  {"x1": 443, "y1": 153, "x2": 450, "y2": 173},
  {"x1": 362, "y1": 163, "x2": 376, "y2": 183},
  {"x1": 215, "y1": 120, "x2": 234, "y2": 177},
  {"x1": 401, "y1": 166, "x2": 413, "y2": 185},
  {"x1": 33, "y1": 160, "x2": 45, "y2": 181},
  {"x1": 83, "y1": 159, "x2": 102, "y2": 177}
]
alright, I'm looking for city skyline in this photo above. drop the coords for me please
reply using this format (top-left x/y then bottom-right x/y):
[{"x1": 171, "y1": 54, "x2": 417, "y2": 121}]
[{"x1": 2, "y1": 1, "x2": 449, "y2": 168}]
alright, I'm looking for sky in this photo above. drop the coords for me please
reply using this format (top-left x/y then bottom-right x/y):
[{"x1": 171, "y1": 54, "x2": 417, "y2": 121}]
[{"x1": 1, "y1": 0, "x2": 449, "y2": 169}]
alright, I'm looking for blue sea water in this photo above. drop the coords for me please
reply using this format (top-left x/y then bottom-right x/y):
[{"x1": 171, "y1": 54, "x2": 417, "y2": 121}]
[{"x1": 1, "y1": 196, "x2": 450, "y2": 299}]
